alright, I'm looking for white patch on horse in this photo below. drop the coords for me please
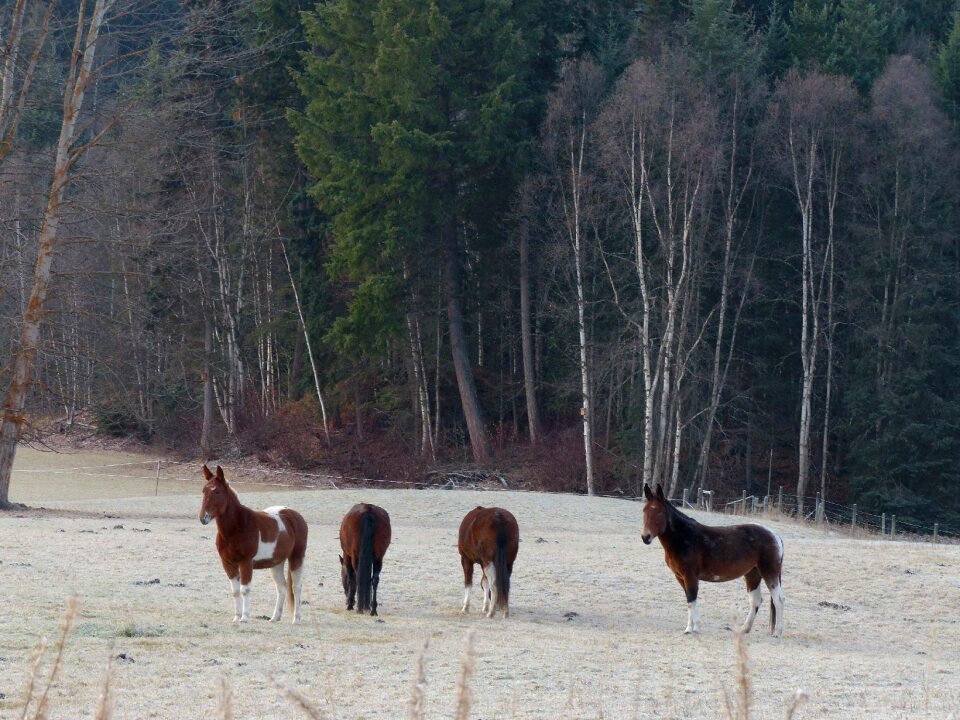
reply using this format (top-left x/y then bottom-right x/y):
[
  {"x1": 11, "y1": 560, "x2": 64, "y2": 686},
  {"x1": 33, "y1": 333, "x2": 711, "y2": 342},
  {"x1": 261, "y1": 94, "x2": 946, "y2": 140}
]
[
  {"x1": 239, "y1": 583, "x2": 251, "y2": 623},
  {"x1": 742, "y1": 586, "x2": 762, "y2": 633},
  {"x1": 759, "y1": 524, "x2": 784, "y2": 562},
  {"x1": 230, "y1": 577, "x2": 242, "y2": 622},
  {"x1": 685, "y1": 599, "x2": 701, "y2": 634},
  {"x1": 770, "y1": 582, "x2": 785, "y2": 638},
  {"x1": 253, "y1": 510, "x2": 286, "y2": 563}
]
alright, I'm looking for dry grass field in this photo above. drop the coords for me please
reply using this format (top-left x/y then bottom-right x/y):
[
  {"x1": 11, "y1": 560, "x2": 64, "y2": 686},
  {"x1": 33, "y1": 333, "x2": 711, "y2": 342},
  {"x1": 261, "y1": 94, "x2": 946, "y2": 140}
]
[{"x1": 1, "y1": 448, "x2": 959, "y2": 719}]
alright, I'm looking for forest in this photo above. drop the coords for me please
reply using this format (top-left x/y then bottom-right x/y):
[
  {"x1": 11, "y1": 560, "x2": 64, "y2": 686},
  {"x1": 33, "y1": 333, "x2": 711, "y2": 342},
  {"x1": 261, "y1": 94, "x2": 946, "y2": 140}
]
[{"x1": 1, "y1": 0, "x2": 959, "y2": 525}]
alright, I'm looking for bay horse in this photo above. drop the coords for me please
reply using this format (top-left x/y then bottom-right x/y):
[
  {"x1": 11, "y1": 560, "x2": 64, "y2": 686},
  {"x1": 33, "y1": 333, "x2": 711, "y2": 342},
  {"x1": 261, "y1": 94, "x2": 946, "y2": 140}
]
[
  {"x1": 641, "y1": 483, "x2": 784, "y2": 637},
  {"x1": 339, "y1": 503, "x2": 391, "y2": 616},
  {"x1": 458, "y1": 506, "x2": 519, "y2": 618},
  {"x1": 199, "y1": 465, "x2": 308, "y2": 624}
]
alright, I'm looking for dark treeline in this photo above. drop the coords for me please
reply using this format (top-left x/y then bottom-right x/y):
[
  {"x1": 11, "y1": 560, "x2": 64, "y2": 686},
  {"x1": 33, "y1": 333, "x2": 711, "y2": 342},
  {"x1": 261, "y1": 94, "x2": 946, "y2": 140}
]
[{"x1": 2, "y1": 0, "x2": 960, "y2": 524}]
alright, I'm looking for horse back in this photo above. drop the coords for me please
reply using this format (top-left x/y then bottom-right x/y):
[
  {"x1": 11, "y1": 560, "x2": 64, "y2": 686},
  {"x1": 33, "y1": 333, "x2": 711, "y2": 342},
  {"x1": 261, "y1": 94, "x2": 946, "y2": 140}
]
[
  {"x1": 459, "y1": 506, "x2": 519, "y2": 565},
  {"x1": 340, "y1": 503, "x2": 391, "y2": 560}
]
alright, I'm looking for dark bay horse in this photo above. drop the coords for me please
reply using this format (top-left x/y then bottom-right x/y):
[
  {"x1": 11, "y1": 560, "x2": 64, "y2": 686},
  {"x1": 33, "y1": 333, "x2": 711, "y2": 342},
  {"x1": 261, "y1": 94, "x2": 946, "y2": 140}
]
[
  {"x1": 458, "y1": 506, "x2": 519, "y2": 618},
  {"x1": 339, "y1": 503, "x2": 391, "y2": 616},
  {"x1": 199, "y1": 465, "x2": 308, "y2": 624},
  {"x1": 641, "y1": 483, "x2": 784, "y2": 637}
]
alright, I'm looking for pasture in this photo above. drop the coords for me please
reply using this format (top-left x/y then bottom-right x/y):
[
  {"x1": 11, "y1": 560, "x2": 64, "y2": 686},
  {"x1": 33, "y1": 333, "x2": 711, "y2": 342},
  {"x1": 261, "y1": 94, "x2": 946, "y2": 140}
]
[{"x1": 1, "y1": 449, "x2": 959, "y2": 719}]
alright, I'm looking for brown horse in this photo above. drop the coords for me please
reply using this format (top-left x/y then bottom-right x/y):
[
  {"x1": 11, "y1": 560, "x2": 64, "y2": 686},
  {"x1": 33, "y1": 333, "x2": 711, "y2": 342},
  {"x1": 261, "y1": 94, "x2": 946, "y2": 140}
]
[
  {"x1": 339, "y1": 503, "x2": 391, "y2": 616},
  {"x1": 641, "y1": 483, "x2": 784, "y2": 637},
  {"x1": 199, "y1": 465, "x2": 308, "y2": 624},
  {"x1": 458, "y1": 506, "x2": 519, "y2": 618}
]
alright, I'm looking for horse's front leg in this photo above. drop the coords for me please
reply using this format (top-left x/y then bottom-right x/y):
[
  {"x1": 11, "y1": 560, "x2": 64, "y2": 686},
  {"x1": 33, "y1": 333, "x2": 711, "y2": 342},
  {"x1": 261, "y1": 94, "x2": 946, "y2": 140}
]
[
  {"x1": 346, "y1": 561, "x2": 357, "y2": 611},
  {"x1": 268, "y1": 564, "x2": 286, "y2": 622},
  {"x1": 221, "y1": 560, "x2": 242, "y2": 622},
  {"x1": 681, "y1": 575, "x2": 700, "y2": 634},
  {"x1": 237, "y1": 561, "x2": 254, "y2": 623}
]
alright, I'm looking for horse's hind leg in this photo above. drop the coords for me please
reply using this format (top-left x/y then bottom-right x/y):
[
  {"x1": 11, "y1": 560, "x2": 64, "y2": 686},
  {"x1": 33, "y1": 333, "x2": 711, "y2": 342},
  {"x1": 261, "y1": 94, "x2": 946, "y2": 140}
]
[
  {"x1": 460, "y1": 556, "x2": 474, "y2": 614},
  {"x1": 766, "y1": 575, "x2": 785, "y2": 638},
  {"x1": 289, "y1": 561, "x2": 304, "y2": 624},
  {"x1": 268, "y1": 564, "x2": 285, "y2": 622},
  {"x1": 741, "y1": 568, "x2": 763, "y2": 633},
  {"x1": 371, "y1": 558, "x2": 383, "y2": 616},
  {"x1": 484, "y1": 562, "x2": 497, "y2": 619}
]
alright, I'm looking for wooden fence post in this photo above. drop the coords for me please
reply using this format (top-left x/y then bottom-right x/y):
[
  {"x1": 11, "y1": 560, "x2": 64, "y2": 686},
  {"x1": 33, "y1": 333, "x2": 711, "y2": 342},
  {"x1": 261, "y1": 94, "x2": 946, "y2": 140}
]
[
  {"x1": 815, "y1": 492, "x2": 823, "y2": 524},
  {"x1": 851, "y1": 504, "x2": 857, "y2": 534},
  {"x1": 933, "y1": 523, "x2": 939, "y2": 543},
  {"x1": 682, "y1": 488, "x2": 689, "y2": 508},
  {"x1": 741, "y1": 490, "x2": 746, "y2": 515},
  {"x1": 890, "y1": 514, "x2": 896, "y2": 538},
  {"x1": 881, "y1": 513, "x2": 886, "y2": 536},
  {"x1": 154, "y1": 459, "x2": 161, "y2": 496},
  {"x1": 777, "y1": 486, "x2": 783, "y2": 515}
]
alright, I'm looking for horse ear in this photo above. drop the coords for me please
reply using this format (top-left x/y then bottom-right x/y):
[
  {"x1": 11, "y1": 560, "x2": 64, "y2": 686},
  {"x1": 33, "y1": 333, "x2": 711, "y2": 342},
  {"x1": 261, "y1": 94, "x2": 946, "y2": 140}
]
[
  {"x1": 643, "y1": 484, "x2": 654, "y2": 501},
  {"x1": 215, "y1": 465, "x2": 226, "y2": 483},
  {"x1": 338, "y1": 555, "x2": 344, "y2": 565},
  {"x1": 202, "y1": 464, "x2": 213, "y2": 480},
  {"x1": 655, "y1": 484, "x2": 666, "y2": 501}
]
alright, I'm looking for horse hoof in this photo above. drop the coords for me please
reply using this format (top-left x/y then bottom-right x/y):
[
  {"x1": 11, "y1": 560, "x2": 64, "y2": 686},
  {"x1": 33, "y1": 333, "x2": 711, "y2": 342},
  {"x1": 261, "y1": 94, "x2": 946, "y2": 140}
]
[{"x1": 292, "y1": 617, "x2": 301, "y2": 625}]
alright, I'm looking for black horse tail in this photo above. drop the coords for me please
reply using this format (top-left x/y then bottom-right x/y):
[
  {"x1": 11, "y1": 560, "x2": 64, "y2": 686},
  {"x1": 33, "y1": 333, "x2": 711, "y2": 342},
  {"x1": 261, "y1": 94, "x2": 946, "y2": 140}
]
[
  {"x1": 494, "y1": 515, "x2": 510, "y2": 613},
  {"x1": 356, "y1": 510, "x2": 377, "y2": 612}
]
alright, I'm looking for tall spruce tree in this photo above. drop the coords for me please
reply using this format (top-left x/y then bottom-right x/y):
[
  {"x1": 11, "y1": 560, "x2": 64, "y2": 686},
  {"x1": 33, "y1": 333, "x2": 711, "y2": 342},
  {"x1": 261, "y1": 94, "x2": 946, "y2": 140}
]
[{"x1": 294, "y1": 0, "x2": 561, "y2": 464}]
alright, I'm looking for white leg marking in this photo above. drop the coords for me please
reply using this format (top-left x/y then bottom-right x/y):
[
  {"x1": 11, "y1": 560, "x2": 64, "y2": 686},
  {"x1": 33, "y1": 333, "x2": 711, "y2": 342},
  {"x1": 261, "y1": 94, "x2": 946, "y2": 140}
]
[
  {"x1": 461, "y1": 584, "x2": 472, "y2": 614},
  {"x1": 771, "y1": 583, "x2": 785, "y2": 638},
  {"x1": 291, "y1": 566, "x2": 303, "y2": 625},
  {"x1": 484, "y1": 562, "x2": 497, "y2": 618},
  {"x1": 230, "y1": 577, "x2": 242, "y2": 622},
  {"x1": 268, "y1": 564, "x2": 285, "y2": 621},
  {"x1": 685, "y1": 599, "x2": 701, "y2": 634},
  {"x1": 742, "y1": 586, "x2": 762, "y2": 633},
  {"x1": 239, "y1": 584, "x2": 251, "y2": 623}
]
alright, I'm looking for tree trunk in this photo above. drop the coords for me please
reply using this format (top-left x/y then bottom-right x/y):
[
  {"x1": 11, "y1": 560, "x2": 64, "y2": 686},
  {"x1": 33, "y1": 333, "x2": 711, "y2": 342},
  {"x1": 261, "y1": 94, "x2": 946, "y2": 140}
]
[
  {"x1": 0, "y1": 0, "x2": 114, "y2": 508},
  {"x1": 518, "y1": 184, "x2": 541, "y2": 445},
  {"x1": 442, "y1": 218, "x2": 489, "y2": 465}
]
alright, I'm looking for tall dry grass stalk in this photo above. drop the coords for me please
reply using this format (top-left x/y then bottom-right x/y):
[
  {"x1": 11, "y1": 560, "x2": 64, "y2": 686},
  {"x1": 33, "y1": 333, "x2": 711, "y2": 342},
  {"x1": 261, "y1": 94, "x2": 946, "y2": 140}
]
[
  {"x1": 94, "y1": 652, "x2": 114, "y2": 720},
  {"x1": 454, "y1": 630, "x2": 476, "y2": 720},
  {"x1": 20, "y1": 596, "x2": 77, "y2": 720},
  {"x1": 272, "y1": 676, "x2": 326, "y2": 719},
  {"x1": 217, "y1": 676, "x2": 234, "y2": 720},
  {"x1": 722, "y1": 630, "x2": 751, "y2": 720},
  {"x1": 785, "y1": 689, "x2": 809, "y2": 720},
  {"x1": 408, "y1": 639, "x2": 429, "y2": 720}
]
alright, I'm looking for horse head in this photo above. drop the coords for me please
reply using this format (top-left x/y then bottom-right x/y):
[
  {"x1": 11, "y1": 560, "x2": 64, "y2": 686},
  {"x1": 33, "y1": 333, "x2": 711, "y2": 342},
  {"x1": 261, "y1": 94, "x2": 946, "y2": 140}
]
[
  {"x1": 199, "y1": 464, "x2": 230, "y2": 525},
  {"x1": 641, "y1": 483, "x2": 669, "y2": 545}
]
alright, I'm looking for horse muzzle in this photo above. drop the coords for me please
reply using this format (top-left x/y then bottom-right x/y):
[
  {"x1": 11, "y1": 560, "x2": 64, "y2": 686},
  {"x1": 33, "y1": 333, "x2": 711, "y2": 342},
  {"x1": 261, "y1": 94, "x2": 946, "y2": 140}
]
[
  {"x1": 641, "y1": 533, "x2": 652, "y2": 545},
  {"x1": 200, "y1": 513, "x2": 212, "y2": 525}
]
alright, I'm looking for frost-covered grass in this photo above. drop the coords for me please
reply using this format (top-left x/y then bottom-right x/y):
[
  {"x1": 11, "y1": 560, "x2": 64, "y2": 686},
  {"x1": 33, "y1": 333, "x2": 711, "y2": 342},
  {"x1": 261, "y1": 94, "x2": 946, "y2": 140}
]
[{"x1": 2, "y1": 452, "x2": 959, "y2": 719}]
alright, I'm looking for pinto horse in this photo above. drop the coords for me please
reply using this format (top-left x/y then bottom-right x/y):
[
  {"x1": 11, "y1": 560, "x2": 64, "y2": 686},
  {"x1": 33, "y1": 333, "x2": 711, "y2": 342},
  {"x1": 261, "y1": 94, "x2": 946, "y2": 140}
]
[
  {"x1": 458, "y1": 506, "x2": 519, "y2": 618},
  {"x1": 339, "y1": 503, "x2": 391, "y2": 616},
  {"x1": 641, "y1": 483, "x2": 784, "y2": 637},
  {"x1": 199, "y1": 465, "x2": 308, "y2": 624}
]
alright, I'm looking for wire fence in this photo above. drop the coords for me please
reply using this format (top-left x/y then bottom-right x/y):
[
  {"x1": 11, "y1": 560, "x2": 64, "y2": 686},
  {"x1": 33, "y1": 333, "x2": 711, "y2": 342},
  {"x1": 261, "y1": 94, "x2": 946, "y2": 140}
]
[
  {"x1": 13, "y1": 457, "x2": 960, "y2": 544},
  {"x1": 701, "y1": 486, "x2": 960, "y2": 544}
]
